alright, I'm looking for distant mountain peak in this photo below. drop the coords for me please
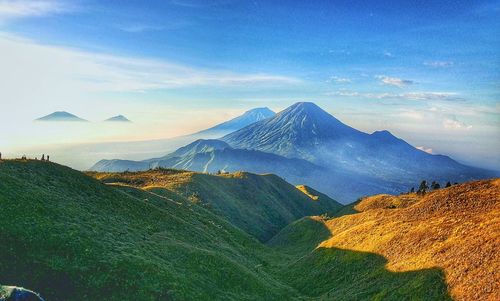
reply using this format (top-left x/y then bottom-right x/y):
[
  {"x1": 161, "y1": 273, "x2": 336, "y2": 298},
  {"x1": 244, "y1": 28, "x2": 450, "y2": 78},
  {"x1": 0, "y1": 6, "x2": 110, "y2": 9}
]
[
  {"x1": 222, "y1": 102, "x2": 363, "y2": 159},
  {"x1": 289, "y1": 101, "x2": 321, "y2": 110},
  {"x1": 243, "y1": 107, "x2": 274, "y2": 115},
  {"x1": 279, "y1": 102, "x2": 335, "y2": 120},
  {"x1": 105, "y1": 115, "x2": 131, "y2": 122},
  {"x1": 35, "y1": 111, "x2": 87, "y2": 122},
  {"x1": 196, "y1": 107, "x2": 275, "y2": 136}
]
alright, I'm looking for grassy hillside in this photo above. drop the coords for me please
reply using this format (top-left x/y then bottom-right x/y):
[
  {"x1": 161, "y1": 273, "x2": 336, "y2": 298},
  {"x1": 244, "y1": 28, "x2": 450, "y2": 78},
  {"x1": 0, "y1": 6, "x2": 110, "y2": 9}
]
[
  {"x1": 270, "y1": 179, "x2": 500, "y2": 300},
  {"x1": 0, "y1": 160, "x2": 298, "y2": 301},
  {"x1": 2, "y1": 160, "x2": 495, "y2": 301},
  {"x1": 89, "y1": 169, "x2": 342, "y2": 241}
]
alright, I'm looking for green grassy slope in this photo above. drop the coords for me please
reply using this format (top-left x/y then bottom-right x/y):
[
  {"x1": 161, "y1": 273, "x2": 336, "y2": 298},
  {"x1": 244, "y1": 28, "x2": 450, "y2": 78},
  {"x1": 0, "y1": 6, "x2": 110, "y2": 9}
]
[
  {"x1": 0, "y1": 160, "x2": 298, "y2": 301},
  {"x1": 268, "y1": 217, "x2": 451, "y2": 301},
  {"x1": 91, "y1": 170, "x2": 343, "y2": 242},
  {"x1": 1, "y1": 160, "x2": 455, "y2": 301}
]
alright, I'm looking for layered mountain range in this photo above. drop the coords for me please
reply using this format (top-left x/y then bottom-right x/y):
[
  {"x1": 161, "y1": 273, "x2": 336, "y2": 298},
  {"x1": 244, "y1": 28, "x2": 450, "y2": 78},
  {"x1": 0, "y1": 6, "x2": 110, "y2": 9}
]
[{"x1": 91, "y1": 102, "x2": 496, "y2": 203}]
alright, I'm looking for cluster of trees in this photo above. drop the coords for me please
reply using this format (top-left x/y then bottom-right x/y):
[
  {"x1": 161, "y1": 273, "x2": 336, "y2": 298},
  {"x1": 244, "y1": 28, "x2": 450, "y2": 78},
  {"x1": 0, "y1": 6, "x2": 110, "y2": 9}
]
[{"x1": 409, "y1": 180, "x2": 457, "y2": 195}]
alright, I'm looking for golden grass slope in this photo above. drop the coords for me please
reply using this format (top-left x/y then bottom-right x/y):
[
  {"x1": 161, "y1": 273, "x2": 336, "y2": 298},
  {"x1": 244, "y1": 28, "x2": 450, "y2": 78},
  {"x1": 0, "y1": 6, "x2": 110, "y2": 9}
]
[{"x1": 319, "y1": 179, "x2": 500, "y2": 300}]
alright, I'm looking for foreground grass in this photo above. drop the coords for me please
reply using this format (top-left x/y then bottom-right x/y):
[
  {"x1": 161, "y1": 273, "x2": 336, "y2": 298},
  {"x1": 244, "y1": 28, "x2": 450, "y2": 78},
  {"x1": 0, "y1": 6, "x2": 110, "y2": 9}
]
[
  {"x1": 0, "y1": 160, "x2": 466, "y2": 300},
  {"x1": 0, "y1": 160, "x2": 297, "y2": 300}
]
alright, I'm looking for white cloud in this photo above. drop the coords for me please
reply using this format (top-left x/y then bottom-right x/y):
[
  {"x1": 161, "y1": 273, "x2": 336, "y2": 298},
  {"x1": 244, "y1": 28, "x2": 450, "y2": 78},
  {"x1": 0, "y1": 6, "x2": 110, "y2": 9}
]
[
  {"x1": 398, "y1": 110, "x2": 424, "y2": 120},
  {"x1": 443, "y1": 117, "x2": 472, "y2": 130},
  {"x1": 327, "y1": 90, "x2": 465, "y2": 102},
  {"x1": 416, "y1": 146, "x2": 433, "y2": 154},
  {"x1": 383, "y1": 51, "x2": 393, "y2": 57},
  {"x1": 0, "y1": 33, "x2": 300, "y2": 94},
  {"x1": 328, "y1": 76, "x2": 352, "y2": 84},
  {"x1": 170, "y1": 0, "x2": 232, "y2": 8},
  {"x1": 376, "y1": 75, "x2": 413, "y2": 87},
  {"x1": 115, "y1": 24, "x2": 165, "y2": 33},
  {"x1": 423, "y1": 60, "x2": 454, "y2": 68},
  {"x1": 395, "y1": 92, "x2": 464, "y2": 101},
  {"x1": 0, "y1": 0, "x2": 71, "y2": 18}
]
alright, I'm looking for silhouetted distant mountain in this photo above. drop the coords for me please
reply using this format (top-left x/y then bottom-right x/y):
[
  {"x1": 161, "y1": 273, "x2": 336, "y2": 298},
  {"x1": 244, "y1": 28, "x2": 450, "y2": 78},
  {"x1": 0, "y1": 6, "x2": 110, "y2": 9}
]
[
  {"x1": 34, "y1": 107, "x2": 276, "y2": 170},
  {"x1": 35, "y1": 111, "x2": 87, "y2": 122},
  {"x1": 104, "y1": 115, "x2": 131, "y2": 122},
  {"x1": 195, "y1": 107, "x2": 275, "y2": 137},
  {"x1": 90, "y1": 102, "x2": 497, "y2": 203}
]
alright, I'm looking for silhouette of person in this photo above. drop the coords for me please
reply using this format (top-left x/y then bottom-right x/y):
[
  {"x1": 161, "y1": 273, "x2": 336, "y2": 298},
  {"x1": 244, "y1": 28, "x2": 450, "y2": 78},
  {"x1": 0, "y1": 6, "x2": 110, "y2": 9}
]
[
  {"x1": 47, "y1": 155, "x2": 50, "y2": 162},
  {"x1": 0, "y1": 152, "x2": 2, "y2": 160},
  {"x1": 41, "y1": 154, "x2": 45, "y2": 161}
]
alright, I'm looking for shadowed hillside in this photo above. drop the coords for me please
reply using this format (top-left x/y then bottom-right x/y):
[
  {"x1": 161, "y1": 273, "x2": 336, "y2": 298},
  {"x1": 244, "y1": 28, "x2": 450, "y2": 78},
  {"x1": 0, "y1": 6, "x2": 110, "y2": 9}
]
[
  {"x1": 89, "y1": 169, "x2": 342, "y2": 241},
  {"x1": 270, "y1": 179, "x2": 500, "y2": 300}
]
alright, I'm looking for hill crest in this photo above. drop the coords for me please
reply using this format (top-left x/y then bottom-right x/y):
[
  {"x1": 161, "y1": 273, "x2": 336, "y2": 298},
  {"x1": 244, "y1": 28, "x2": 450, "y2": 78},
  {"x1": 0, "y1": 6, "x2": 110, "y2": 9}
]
[{"x1": 90, "y1": 167, "x2": 342, "y2": 241}]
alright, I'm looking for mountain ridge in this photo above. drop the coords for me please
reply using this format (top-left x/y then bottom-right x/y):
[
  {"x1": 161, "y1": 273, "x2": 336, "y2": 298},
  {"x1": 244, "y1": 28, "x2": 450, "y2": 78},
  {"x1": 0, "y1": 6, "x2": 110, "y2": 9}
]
[{"x1": 91, "y1": 102, "x2": 496, "y2": 203}]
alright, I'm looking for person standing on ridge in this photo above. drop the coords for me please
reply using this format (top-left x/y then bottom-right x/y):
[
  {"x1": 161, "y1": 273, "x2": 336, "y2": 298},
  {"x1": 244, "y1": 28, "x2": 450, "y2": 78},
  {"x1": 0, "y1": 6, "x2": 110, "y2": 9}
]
[{"x1": 47, "y1": 155, "x2": 50, "y2": 162}]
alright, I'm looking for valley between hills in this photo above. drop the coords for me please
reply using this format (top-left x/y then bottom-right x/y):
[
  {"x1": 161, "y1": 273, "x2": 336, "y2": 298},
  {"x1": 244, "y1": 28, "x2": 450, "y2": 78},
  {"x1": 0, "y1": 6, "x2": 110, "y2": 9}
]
[{"x1": 1, "y1": 159, "x2": 498, "y2": 300}]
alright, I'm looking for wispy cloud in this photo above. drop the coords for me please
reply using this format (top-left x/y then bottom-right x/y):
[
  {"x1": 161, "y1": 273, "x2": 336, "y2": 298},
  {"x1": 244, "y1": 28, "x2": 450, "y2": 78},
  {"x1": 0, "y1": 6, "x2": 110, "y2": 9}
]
[
  {"x1": 395, "y1": 108, "x2": 474, "y2": 131},
  {"x1": 327, "y1": 90, "x2": 465, "y2": 102},
  {"x1": 443, "y1": 116, "x2": 472, "y2": 130},
  {"x1": 416, "y1": 146, "x2": 433, "y2": 154},
  {"x1": 114, "y1": 20, "x2": 192, "y2": 33},
  {"x1": 383, "y1": 51, "x2": 393, "y2": 58},
  {"x1": 115, "y1": 24, "x2": 165, "y2": 33},
  {"x1": 170, "y1": 0, "x2": 232, "y2": 8},
  {"x1": 398, "y1": 110, "x2": 425, "y2": 120},
  {"x1": 328, "y1": 76, "x2": 351, "y2": 84},
  {"x1": 0, "y1": 0, "x2": 72, "y2": 18},
  {"x1": 376, "y1": 75, "x2": 413, "y2": 87},
  {"x1": 394, "y1": 92, "x2": 464, "y2": 101},
  {"x1": 0, "y1": 33, "x2": 301, "y2": 94},
  {"x1": 423, "y1": 60, "x2": 454, "y2": 68}
]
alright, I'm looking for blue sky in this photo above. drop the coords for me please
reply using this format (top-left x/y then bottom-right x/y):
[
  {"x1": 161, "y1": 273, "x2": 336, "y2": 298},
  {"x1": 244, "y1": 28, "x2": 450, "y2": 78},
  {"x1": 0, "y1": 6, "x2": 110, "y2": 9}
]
[{"x1": 0, "y1": 0, "x2": 499, "y2": 169}]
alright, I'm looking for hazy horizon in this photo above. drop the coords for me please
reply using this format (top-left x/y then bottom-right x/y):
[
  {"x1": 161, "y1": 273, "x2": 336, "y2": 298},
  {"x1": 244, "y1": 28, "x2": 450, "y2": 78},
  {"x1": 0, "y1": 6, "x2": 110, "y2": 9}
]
[{"x1": 1, "y1": 0, "x2": 499, "y2": 170}]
